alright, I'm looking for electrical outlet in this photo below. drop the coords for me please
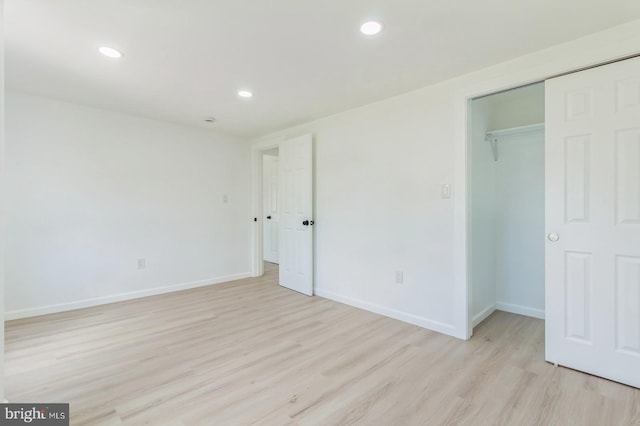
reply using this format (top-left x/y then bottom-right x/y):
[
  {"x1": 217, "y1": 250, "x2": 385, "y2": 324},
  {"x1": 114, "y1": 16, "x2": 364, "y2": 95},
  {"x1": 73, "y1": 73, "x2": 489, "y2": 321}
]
[
  {"x1": 137, "y1": 258, "x2": 146, "y2": 270},
  {"x1": 223, "y1": 194, "x2": 229, "y2": 203},
  {"x1": 395, "y1": 271, "x2": 404, "y2": 284}
]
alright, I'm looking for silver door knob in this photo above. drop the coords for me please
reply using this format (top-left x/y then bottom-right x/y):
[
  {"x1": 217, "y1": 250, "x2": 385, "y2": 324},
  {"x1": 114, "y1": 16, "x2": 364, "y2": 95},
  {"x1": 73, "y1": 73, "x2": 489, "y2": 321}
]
[{"x1": 548, "y1": 233, "x2": 559, "y2": 242}]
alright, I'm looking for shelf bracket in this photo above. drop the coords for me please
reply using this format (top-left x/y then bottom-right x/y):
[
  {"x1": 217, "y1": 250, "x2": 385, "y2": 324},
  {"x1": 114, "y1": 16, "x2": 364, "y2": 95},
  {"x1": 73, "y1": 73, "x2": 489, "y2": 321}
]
[
  {"x1": 489, "y1": 137, "x2": 498, "y2": 162},
  {"x1": 484, "y1": 122, "x2": 544, "y2": 162}
]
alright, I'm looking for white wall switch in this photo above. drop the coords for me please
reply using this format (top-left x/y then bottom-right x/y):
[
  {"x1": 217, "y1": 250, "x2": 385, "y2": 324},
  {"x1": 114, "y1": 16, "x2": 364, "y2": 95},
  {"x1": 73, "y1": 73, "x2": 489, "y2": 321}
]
[
  {"x1": 137, "y1": 258, "x2": 146, "y2": 269},
  {"x1": 441, "y1": 184, "x2": 452, "y2": 199},
  {"x1": 223, "y1": 194, "x2": 229, "y2": 203},
  {"x1": 395, "y1": 271, "x2": 404, "y2": 284}
]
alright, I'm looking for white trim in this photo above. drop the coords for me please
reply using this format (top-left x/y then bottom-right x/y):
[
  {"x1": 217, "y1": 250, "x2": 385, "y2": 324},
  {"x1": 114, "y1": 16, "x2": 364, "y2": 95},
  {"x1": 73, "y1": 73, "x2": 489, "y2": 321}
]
[
  {"x1": 457, "y1": 21, "x2": 640, "y2": 340},
  {"x1": 5, "y1": 272, "x2": 251, "y2": 320},
  {"x1": 496, "y1": 302, "x2": 545, "y2": 320},
  {"x1": 454, "y1": 96, "x2": 472, "y2": 339},
  {"x1": 315, "y1": 288, "x2": 459, "y2": 338},
  {"x1": 472, "y1": 304, "x2": 497, "y2": 327}
]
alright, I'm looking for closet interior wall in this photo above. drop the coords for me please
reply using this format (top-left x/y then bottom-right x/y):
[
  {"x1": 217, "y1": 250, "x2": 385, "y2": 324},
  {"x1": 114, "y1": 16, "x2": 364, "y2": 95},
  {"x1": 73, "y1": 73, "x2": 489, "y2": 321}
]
[{"x1": 470, "y1": 83, "x2": 546, "y2": 328}]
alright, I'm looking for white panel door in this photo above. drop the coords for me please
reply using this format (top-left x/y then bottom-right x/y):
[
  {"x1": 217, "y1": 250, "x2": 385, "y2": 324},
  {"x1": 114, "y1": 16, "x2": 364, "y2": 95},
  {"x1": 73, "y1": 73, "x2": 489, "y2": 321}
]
[
  {"x1": 279, "y1": 135, "x2": 313, "y2": 296},
  {"x1": 546, "y1": 56, "x2": 640, "y2": 388},
  {"x1": 263, "y1": 154, "x2": 279, "y2": 264}
]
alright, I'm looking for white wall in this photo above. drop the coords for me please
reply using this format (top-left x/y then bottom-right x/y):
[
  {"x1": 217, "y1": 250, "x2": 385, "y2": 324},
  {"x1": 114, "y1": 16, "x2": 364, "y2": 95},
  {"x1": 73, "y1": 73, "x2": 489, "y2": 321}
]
[
  {"x1": 253, "y1": 82, "x2": 463, "y2": 335},
  {"x1": 469, "y1": 97, "x2": 497, "y2": 325},
  {"x1": 494, "y1": 131, "x2": 545, "y2": 317},
  {"x1": 487, "y1": 89, "x2": 545, "y2": 131},
  {"x1": 5, "y1": 92, "x2": 251, "y2": 319},
  {"x1": 252, "y1": 20, "x2": 640, "y2": 339},
  {"x1": 0, "y1": 0, "x2": 6, "y2": 400}
]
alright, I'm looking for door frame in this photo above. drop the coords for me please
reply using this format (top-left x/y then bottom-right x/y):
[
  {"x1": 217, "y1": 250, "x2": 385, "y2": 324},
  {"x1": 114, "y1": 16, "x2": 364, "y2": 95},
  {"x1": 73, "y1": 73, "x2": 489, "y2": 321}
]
[
  {"x1": 251, "y1": 137, "x2": 285, "y2": 277},
  {"x1": 456, "y1": 45, "x2": 640, "y2": 339},
  {"x1": 261, "y1": 150, "x2": 280, "y2": 264},
  {"x1": 465, "y1": 88, "x2": 546, "y2": 336}
]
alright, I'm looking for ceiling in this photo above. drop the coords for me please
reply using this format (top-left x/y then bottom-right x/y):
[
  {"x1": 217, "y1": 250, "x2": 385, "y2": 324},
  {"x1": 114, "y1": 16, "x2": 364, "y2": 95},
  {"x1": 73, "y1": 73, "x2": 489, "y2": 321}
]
[{"x1": 6, "y1": 1, "x2": 640, "y2": 138}]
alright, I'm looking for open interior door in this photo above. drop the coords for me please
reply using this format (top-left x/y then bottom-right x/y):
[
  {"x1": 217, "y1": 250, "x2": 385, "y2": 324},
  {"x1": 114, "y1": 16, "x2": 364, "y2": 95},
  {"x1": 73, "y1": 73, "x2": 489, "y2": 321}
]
[{"x1": 278, "y1": 134, "x2": 313, "y2": 296}]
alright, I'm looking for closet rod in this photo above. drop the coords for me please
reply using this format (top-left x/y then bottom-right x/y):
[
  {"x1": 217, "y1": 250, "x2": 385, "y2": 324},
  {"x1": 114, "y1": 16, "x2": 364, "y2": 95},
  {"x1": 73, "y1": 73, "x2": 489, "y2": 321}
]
[{"x1": 485, "y1": 123, "x2": 544, "y2": 161}]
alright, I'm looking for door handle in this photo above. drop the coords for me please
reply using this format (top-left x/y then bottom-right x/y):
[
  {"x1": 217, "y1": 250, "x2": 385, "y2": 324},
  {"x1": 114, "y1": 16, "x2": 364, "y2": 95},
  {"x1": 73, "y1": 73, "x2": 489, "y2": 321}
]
[
  {"x1": 302, "y1": 220, "x2": 309, "y2": 226},
  {"x1": 266, "y1": 216, "x2": 272, "y2": 220},
  {"x1": 548, "y1": 233, "x2": 559, "y2": 242}
]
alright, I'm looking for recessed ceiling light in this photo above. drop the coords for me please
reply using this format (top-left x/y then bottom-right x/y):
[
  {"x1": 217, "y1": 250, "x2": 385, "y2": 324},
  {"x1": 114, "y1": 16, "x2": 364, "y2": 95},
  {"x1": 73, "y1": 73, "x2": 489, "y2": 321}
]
[
  {"x1": 98, "y1": 46, "x2": 123, "y2": 58},
  {"x1": 238, "y1": 90, "x2": 254, "y2": 98},
  {"x1": 360, "y1": 21, "x2": 383, "y2": 35}
]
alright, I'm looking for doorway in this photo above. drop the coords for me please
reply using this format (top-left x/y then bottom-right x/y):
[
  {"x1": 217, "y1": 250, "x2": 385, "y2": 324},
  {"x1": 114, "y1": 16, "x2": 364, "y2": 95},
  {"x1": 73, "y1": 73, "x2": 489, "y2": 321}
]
[
  {"x1": 468, "y1": 83, "x2": 546, "y2": 329},
  {"x1": 251, "y1": 134, "x2": 315, "y2": 296},
  {"x1": 262, "y1": 148, "x2": 279, "y2": 265},
  {"x1": 466, "y1": 57, "x2": 640, "y2": 389}
]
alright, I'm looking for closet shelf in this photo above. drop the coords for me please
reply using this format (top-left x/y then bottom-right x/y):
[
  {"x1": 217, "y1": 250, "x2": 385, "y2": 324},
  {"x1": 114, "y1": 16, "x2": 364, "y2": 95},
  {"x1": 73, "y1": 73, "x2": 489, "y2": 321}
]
[{"x1": 485, "y1": 123, "x2": 544, "y2": 161}]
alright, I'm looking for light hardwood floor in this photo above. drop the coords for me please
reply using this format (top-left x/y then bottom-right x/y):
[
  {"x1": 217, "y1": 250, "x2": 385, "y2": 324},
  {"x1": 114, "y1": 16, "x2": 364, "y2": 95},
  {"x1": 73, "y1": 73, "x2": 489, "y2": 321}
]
[{"x1": 6, "y1": 262, "x2": 640, "y2": 425}]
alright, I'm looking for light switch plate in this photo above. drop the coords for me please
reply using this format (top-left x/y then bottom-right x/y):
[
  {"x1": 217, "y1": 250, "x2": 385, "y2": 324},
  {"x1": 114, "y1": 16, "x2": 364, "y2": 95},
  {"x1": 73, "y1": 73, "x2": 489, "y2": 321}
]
[{"x1": 441, "y1": 184, "x2": 452, "y2": 199}]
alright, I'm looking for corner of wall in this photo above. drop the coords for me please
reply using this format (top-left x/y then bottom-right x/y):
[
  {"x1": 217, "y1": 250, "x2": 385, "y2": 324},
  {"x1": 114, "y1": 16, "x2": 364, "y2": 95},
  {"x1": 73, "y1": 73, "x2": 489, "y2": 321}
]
[{"x1": 0, "y1": 0, "x2": 7, "y2": 400}]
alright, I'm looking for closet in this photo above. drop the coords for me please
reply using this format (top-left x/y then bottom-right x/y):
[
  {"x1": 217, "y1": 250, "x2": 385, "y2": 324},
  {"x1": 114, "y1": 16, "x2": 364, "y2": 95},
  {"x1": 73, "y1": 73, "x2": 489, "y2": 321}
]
[{"x1": 469, "y1": 83, "x2": 546, "y2": 328}]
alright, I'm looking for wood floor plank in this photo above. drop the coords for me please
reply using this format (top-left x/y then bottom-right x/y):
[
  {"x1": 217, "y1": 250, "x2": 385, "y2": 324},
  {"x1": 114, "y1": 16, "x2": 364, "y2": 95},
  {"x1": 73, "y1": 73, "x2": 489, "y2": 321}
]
[{"x1": 5, "y1": 262, "x2": 640, "y2": 425}]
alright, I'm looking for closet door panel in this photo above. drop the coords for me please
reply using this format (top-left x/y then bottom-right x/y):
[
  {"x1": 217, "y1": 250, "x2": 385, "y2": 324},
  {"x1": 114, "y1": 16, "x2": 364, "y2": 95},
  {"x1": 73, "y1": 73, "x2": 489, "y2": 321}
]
[
  {"x1": 564, "y1": 135, "x2": 591, "y2": 223},
  {"x1": 546, "y1": 55, "x2": 640, "y2": 389},
  {"x1": 615, "y1": 129, "x2": 640, "y2": 225}
]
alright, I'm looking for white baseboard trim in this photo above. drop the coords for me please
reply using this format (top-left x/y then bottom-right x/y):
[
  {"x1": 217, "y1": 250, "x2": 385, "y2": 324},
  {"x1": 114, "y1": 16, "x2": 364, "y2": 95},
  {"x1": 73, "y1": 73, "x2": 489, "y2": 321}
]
[
  {"x1": 315, "y1": 288, "x2": 458, "y2": 338},
  {"x1": 472, "y1": 304, "x2": 497, "y2": 327},
  {"x1": 5, "y1": 272, "x2": 252, "y2": 321},
  {"x1": 496, "y1": 301, "x2": 545, "y2": 320}
]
